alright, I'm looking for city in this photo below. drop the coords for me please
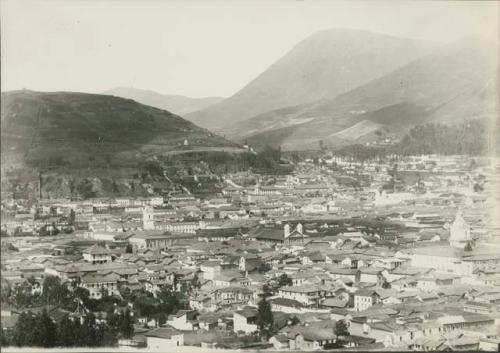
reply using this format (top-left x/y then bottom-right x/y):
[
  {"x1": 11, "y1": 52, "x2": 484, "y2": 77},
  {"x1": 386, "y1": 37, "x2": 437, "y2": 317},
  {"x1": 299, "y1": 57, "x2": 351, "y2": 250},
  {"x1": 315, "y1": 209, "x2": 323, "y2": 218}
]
[
  {"x1": 1, "y1": 0, "x2": 499, "y2": 351},
  {"x1": 2, "y1": 152, "x2": 500, "y2": 350}
]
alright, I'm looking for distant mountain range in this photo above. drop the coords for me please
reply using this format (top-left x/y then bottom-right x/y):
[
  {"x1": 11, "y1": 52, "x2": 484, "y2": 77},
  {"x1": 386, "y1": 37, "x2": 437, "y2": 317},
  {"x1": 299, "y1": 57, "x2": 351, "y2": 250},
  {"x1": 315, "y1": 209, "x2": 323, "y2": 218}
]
[
  {"x1": 104, "y1": 87, "x2": 224, "y2": 116},
  {"x1": 186, "y1": 28, "x2": 438, "y2": 130}
]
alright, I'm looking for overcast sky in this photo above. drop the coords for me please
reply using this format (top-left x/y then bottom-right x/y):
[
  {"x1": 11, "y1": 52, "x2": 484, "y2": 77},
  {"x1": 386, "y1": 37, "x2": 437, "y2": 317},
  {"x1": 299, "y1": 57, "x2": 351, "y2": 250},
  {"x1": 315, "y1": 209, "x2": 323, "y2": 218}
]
[{"x1": 1, "y1": 0, "x2": 498, "y2": 98}]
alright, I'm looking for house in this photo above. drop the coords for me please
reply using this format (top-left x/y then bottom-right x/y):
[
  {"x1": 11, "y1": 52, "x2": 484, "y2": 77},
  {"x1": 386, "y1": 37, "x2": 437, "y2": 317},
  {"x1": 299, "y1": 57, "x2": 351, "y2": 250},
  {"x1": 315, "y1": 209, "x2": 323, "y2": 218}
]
[
  {"x1": 301, "y1": 251, "x2": 324, "y2": 265},
  {"x1": 359, "y1": 267, "x2": 385, "y2": 285},
  {"x1": 324, "y1": 266, "x2": 360, "y2": 283},
  {"x1": 239, "y1": 255, "x2": 264, "y2": 273},
  {"x1": 354, "y1": 289, "x2": 382, "y2": 311},
  {"x1": 233, "y1": 306, "x2": 258, "y2": 334},
  {"x1": 409, "y1": 246, "x2": 474, "y2": 276},
  {"x1": 278, "y1": 285, "x2": 323, "y2": 306},
  {"x1": 464, "y1": 301, "x2": 492, "y2": 315},
  {"x1": 416, "y1": 272, "x2": 459, "y2": 291},
  {"x1": 129, "y1": 231, "x2": 176, "y2": 250},
  {"x1": 167, "y1": 310, "x2": 200, "y2": 331},
  {"x1": 145, "y1": 327, "x2": 184, "y2": 349},
  {"x1": 213, "y1": 274, "x2": 250, "y2": 288},
  {"x1": 82, "y1": 244, "x2": 112, "y2": 264},
  {"x1": 269, "y1": 334, "x2": 290, "y2": 350},
  {"x1": 212, "y1": 286, "x2": 255, "y2": 306},
  {"x1": 289, "y1": 327, "x2": 337, "y2": 350},
  {"x1": 80, "y1": 273, "x2": 120, "y2": 299},
  {"x1": 199, "y1": 261, "x2": 222, "y2": 280},
  {"x1": 270, "y1": 298, "x2": 305, "y2": 313}
]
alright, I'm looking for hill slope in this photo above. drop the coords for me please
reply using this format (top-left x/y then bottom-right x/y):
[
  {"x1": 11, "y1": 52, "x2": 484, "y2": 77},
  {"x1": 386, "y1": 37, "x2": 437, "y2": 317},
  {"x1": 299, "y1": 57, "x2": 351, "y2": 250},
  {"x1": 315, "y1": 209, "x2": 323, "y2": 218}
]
[
  {"x1": 186, "y1": 28, "x2": 436, "y2": 129},
  {"x1": 1, "y1": 90, "x2": 240, "y2": 198},
  {"x1": 236, "y1": 37, "x2": 499, "y2": 151},
  {"x1": 103, "y1": 87, "x2": 224, "y2": 115}
]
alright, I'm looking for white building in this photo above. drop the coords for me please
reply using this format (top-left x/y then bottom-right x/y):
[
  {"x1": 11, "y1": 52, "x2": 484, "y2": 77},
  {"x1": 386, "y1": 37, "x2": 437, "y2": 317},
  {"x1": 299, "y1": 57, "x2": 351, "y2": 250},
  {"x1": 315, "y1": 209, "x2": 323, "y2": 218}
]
[
  {"x1": 233, "y1": 307, "x2": 258, "y2": 334},
  {"x1": 449, "y1": 210, "x2": 471, "y2": 249}
]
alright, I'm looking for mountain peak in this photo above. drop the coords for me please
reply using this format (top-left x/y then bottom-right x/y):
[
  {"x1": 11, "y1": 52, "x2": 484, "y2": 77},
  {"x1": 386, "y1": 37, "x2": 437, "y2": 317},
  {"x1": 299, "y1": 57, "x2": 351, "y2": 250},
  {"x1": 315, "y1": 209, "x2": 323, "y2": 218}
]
[{"x1": 186, "y1": 29, "x2": 436, "y2": 129}]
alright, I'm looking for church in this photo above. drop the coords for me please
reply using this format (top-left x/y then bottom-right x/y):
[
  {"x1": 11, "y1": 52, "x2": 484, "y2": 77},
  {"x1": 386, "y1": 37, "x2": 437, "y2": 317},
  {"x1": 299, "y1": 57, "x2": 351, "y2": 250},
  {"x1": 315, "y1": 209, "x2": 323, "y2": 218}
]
[{"x1": 449, "y1": 210, "x2": 471, "y2": 249}]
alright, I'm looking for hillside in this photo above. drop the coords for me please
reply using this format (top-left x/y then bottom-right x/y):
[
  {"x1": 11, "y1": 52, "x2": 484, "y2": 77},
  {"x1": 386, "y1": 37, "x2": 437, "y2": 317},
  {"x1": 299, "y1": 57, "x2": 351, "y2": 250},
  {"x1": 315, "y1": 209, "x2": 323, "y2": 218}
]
[
  {"x1": 186, "y1": 28, "x2": 436, "y2": 129},
  {"x1": 1, "y1": 90, "x2": 240, "y2": 198},
  {"x1": 237, "y1": 37, "x2": 499, "y2": 151},
  {"x1": 103, "y1": 87, "x2": 224, "y2": 115}
]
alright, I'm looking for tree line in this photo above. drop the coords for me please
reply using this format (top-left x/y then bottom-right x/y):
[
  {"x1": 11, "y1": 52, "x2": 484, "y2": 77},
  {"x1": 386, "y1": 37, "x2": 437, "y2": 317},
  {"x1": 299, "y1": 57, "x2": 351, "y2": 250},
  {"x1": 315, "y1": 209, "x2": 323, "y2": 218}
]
[
  {"x1": 333, "y1": 119, "x2": 497, "y2": 161},
  {"x1": 2, "y1": 308, "x2": 133, "y2": 348}
]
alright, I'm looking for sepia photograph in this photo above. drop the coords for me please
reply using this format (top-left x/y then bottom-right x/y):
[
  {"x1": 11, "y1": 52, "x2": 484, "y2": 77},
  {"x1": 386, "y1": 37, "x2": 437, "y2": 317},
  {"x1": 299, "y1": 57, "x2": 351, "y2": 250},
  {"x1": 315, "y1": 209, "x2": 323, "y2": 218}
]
[{"x1": 0, "y1": 0, "x2": 499, "y2": 351}]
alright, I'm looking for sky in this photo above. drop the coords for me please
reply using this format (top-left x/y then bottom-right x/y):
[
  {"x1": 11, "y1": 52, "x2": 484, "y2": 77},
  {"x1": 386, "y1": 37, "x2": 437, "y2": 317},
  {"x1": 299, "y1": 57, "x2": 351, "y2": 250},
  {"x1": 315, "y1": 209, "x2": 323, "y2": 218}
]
[{"x1": 1, "y1": 0, "x2": 498, "y2": 98}]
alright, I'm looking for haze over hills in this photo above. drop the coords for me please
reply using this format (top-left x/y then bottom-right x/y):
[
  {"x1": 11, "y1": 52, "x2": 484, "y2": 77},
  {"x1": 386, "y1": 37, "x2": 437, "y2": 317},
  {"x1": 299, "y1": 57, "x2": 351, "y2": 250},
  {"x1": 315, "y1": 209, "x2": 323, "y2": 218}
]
[
  {"x1": 186, "y1": 28, "x2": 437, "y2": 129},
  {"x1": 104, "y1": 87, "x2": 224, "y2": 116},
  {"x1": 232, "y1": 37, "x2": 499, "y2": 151},
  {"x1": 1, "y1": 90, "x2": 240, "y2": 198}
]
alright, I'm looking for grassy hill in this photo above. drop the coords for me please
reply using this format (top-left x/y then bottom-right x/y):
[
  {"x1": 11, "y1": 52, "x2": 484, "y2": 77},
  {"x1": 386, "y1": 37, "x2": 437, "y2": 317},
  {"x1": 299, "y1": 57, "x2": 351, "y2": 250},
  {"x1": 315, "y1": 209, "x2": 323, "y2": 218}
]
[{"x1": 1, "y1": 90, "x2": 240, "y2": 199}]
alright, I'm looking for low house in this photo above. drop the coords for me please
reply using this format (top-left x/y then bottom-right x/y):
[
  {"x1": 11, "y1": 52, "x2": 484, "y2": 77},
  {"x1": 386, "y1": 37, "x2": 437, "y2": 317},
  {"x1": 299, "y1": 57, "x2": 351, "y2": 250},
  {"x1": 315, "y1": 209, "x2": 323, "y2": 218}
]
[
  {"x1": 199, "y1": 261, "x2": 222, "y2": 280},
  {"x1": 354, "y1": 289, "x2": 382, "y2": 311},
  {"x1": 270, "y1": 298, "x2": 305, "y2": 313},
  {"x1": 289, "y1": 328, "x2": 337, "y2": 350},
  {"x1": 269, "y1": 334, "x2": 290, "y2": 350},
  {"x1": 464, "y1": 301, "x2": 492, "y2": 315},
  {"x1": 324, "y1": 266, "x2": 360, "y2": 283},
  {"x1": 359, "y1": 267, "x2": 385, "y2": 285},
  {"x1": 233, "y1": 306, "x2": 258, "y2": 334},
  {"x1": 145, "y1": 327, "x2": 184, "y2": 349},
  {"x1": 167, "y1": 310, "x2": 200, "y2": 331},
  {"x1": 82, "y1": 244, "x2": 112, "y2": 264},
  {"x1": 212, "y1": 286, "x2": 254, "y2": 306},
  {"x1": 278, "y1": 285, "x2": 323, "y2": 306}
]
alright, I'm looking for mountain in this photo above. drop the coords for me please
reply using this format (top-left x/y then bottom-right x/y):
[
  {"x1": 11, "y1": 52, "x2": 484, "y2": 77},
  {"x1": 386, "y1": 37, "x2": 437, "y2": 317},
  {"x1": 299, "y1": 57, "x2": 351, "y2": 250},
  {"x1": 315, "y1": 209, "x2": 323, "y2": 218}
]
[
  {"x1": 104, "y1": 87, "x2": 224, "y2": 115},
  {"x1": 1, "y1": 90, "x2": 239, "y2": 198},
  {"x1": 186, "y1": 28, "x2": 436, "y2": 129},
  {"x1": 235, "y1": 37, "x2": 499, "y2": 151}
]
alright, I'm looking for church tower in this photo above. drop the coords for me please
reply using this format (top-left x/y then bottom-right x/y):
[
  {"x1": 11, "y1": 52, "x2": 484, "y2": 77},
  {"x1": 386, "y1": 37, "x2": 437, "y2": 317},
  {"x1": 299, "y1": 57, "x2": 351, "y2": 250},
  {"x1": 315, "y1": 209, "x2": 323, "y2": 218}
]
[
  {"x1": 284, "y1": 224, "x2": 290, "y2": 238},
  {"x1": 142, "y1": 206, "x2": 155, "y2": 230},
  {"x1": 449, "y1": 210, "x2": 471, "y2": 249}
]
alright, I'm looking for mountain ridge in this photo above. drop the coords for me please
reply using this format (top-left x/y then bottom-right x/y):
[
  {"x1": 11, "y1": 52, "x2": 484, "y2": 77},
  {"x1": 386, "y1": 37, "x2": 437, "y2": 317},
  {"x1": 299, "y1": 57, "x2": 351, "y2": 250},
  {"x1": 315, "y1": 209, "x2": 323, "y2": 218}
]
[
  {"x1": 103, "y1": 87, "x2": 224, "y2": 116},
  {"x1": 186, "y1": 28, "x2": 437, "y2": 129},
  {"x1": 233, "y1": 36, "x2": 499, "y2": 151}
]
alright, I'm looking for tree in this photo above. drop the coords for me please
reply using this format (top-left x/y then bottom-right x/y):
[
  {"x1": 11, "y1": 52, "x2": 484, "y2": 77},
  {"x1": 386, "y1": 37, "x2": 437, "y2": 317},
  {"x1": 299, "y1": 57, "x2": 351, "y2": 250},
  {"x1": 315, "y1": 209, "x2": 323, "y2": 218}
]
[
  {"x1": 156, "y1": 285, "x2": 183, "y2": 316},
  {"x1": 256, "y1": 297, "x2": 273, "y2": 339},
  {"x1": 12, "y1": 312, "x2": 36, "y2": 346},
  {"x1": 257, "y1": 262, "x2": 272, "y2": 273},
  {"x1": 464, "y1": 242, "x2": 473, "y2": 252},
  {"x1": 289, "y1": 316, "x2": 300, "y2": 326},
  {"x1": 57, "y1": 316, "x2": 76, "y2": 347},
  {"x1": 12, "y1": 281, "x2": 34, "y2": 308},
  {"x1": 34, "y1": 309, "x2": 57, "y2": 347},
  {"x1": 190, "y1": 274, "x2": 201, "y2": 291},
  {"x1": 473, "y1": 183, "x2": 484, "y2": 192},
  {"x1": 277, "y1": 274, "x2": 292, "y2": 287},
  {"x1": 125, "y1": 244, "x2": 133, "y2": 253},
  {"x1": 42, "y1": 276, "x2": 70, "y2": 306},
  {"x1": 119, "y1": 308, "x2": 134, "y2": 339},
  {"x1": 118, "y1": 285, "x2": 132, "y2": 301},
  {"x1": 68, "y1": 209, "x2": 76, "y2": 226},
  {"x1": 334, "y1": 320, "x2": 350, "y2": 347}
]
